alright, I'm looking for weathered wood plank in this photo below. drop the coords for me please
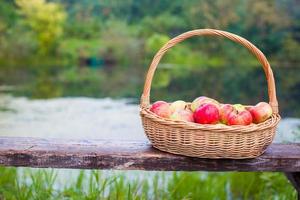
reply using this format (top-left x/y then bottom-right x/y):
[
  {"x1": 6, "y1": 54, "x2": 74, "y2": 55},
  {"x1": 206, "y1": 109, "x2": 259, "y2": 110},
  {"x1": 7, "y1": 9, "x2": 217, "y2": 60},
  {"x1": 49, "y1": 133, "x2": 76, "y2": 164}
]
[{"x1": 0, "y1": 136, "x2": 299, "y2": 172}]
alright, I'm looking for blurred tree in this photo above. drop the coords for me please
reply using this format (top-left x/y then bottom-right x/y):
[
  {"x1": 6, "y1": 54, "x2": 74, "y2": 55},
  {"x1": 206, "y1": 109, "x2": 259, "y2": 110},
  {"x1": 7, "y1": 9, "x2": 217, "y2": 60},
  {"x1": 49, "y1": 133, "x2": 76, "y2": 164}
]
[
  {"x1": 15, "y1": 0, "x2": 66, "y2": 55},
  {"x1": 241, "y1": 0, "x2": 291, "y2": 55},
  {"x1": 141, "y1": 13, "x2": 188, "y2": 36},
  {"x1": 63, "y1": 0, "x2": 102, "y2": 39},
  {"x1": 181, "y1": 0, "x2": 240, "y2": 29},
  {"x1": 145, "y1": 33, "x2": 170, "y2": 53}
]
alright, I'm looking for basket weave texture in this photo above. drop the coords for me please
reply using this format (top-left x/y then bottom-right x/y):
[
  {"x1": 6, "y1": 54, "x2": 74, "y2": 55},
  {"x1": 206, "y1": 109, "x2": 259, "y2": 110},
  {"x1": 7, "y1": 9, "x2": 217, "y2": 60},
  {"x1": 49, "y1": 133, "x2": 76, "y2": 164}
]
[{"x1": 140, "y1": 29, "x2": 280, "y2": 159}]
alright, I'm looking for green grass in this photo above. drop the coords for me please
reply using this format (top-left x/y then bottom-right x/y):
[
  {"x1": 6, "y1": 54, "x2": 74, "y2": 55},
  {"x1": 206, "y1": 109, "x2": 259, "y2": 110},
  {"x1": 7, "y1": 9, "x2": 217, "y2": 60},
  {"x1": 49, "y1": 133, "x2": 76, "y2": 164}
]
[{"x1": 0, "y1": 167, "x2": 296, "y2": 200}]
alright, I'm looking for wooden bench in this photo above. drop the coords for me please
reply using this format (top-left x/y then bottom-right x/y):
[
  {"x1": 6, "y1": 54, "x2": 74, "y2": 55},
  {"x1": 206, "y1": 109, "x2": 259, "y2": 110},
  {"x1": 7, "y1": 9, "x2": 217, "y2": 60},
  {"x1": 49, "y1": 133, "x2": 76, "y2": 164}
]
[{"x1": 0, "y1": 136, "x2": 299, "y2": 198}]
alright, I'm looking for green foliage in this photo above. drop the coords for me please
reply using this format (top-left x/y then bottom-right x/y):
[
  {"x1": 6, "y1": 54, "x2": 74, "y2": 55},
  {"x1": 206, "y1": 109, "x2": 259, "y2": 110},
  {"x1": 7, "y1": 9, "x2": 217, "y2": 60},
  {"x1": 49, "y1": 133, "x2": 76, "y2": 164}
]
[
  {"x1": 230, "y1": 172, "x2": 296, "y2": 200},
  {"x1": 0, "y1": 168, "x2": 57, "y2": 200},
  {"x1": 31, "y1": 75, "x2": 63, "y2": 98},
  {"x1": 278, "y1": 35, "x2": 300, "y2": 64},
  {"x1": 59, "y1": 38, "x2": 102, "y2": 62},
  {"x1": 0, "y1": 1, "x2": 18, "y2": 31},
  {"x1": 0, "y1": 167, "x2": 297, "y2": 199},
  {"x1": 100, "y1": 20, "x2": 143, "y2": 67},
  {"x1": 16, "y1": 0, "x2": 66, "y2": 55},
  {"x1": 57, "y1": 67, "x2": 104, "y2": 97},
  {"x1": 141, "y1": 13, "x2": 188, "y2": 35},
  {"x1": 145, "y1": 33, "x2": 170, "y2": 53}
]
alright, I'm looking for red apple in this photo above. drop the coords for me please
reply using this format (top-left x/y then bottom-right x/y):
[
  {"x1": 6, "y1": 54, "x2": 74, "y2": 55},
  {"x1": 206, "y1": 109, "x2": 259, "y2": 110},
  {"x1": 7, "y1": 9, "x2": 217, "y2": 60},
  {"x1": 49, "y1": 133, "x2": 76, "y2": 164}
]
[
  {"x1": 227, "y1": 105, "x2": 252, "y2": 126},
  {"x1": 170, "y1": 109, "x2": 194, "y2": 122},
  {"x1": 248, "y1": 102, "x2": 273, "y2": 123},
  {"x1": 193, "y1": 103, "x2": 219, "y2": 124},
  {"x1": 150, "y1": 101, "x2": 171, "y2": 118},
  {"x1": 219, "y1": 104, "x2": 235, "y2": 124},
  {"x1": 170, "y1": 100, "x2": 187, "y2": 113},
  {"x1": 191, "y1": 96, "x2": 220, "y2": 112}
]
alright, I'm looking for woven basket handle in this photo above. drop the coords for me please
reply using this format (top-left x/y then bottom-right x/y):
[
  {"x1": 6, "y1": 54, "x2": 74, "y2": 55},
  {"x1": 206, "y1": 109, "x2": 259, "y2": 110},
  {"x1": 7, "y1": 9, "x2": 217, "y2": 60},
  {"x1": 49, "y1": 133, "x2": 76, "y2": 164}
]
[{"x1": 141, "y1": 29, "x2": 279, "y2": 114}]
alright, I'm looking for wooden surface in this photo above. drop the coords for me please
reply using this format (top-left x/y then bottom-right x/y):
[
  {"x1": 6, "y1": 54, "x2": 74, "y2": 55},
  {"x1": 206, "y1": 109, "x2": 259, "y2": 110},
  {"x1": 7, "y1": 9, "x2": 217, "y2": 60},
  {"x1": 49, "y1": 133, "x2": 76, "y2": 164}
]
[{"x1": 0, "y1": 136, "x2": 300, "y2": 172}]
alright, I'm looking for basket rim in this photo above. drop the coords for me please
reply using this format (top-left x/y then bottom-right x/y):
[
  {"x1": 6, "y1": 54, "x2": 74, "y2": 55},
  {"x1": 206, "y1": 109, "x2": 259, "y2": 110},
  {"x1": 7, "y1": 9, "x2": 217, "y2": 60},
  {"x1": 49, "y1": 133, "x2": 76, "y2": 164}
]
[{"x1": 140, "y1": 107, "x2": 280, "y2": 133}]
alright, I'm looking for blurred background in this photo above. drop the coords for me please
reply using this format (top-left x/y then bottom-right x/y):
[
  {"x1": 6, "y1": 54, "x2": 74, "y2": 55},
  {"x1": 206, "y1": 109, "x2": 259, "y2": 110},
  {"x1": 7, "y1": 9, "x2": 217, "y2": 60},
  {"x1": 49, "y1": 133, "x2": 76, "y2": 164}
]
[{"x1": 0, "y1": 0, "x2": 299, "y2": 199}]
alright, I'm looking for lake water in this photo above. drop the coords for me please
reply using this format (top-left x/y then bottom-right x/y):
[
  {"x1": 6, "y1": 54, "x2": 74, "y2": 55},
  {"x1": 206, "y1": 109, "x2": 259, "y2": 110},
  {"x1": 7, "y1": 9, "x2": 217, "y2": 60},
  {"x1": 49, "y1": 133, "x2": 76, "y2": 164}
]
[
  {"x1": 0, "y1": 95, "x2": 145, "y2": 140},
  {"x1": 0, "y1": 95, "x2": 299, "y2": 142},
  {"x1": 0, "y1": 94, "x2": 299, "y2": 189}
]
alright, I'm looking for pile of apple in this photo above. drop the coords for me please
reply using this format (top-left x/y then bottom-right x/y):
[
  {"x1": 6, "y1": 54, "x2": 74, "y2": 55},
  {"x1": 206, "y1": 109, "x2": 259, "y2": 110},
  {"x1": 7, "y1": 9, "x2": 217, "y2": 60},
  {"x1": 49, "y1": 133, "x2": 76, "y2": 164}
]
[{"x1": 150, "y1": 96, "x2": 273, "y2": 126}]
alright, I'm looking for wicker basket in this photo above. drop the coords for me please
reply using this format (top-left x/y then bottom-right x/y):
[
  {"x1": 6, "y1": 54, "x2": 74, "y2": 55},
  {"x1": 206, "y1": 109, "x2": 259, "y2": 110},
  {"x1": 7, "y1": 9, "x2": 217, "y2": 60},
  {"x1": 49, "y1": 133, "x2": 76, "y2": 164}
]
[{"x1": 140, "y1": 29, "x2": 281, "y2": 159}]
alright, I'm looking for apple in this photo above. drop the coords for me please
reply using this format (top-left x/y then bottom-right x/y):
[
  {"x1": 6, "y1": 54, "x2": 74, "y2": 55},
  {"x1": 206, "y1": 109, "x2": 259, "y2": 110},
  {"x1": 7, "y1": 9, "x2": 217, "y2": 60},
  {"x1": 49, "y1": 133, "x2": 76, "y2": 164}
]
[
  {"x1": 191, "y1": 96, "x2": 220, "y2": 112},
  {"x1": 248, "y1": 102, "x2": 273, "y2": 123},
  {"x1": 150, "y1": 101, "x2": 172, "y2": 118},
  {"x1": 227, "y1": 105, "x2": 252, "y2": 126},
  {"x1": 234, "y1": 104, "x2": 245, "y2": 112},
  {"x1": 170, "y1": 109, "x2": 194, "y2": 122},
  {"x1": 219, "y1": 104, "x2": 235, "y2": 124},
  {"x1": 193, "y1": 103, "x2": 219, "y2": 124},
  {"x1": 170, "y1": 100, "x2": 187, "y2": 113}
]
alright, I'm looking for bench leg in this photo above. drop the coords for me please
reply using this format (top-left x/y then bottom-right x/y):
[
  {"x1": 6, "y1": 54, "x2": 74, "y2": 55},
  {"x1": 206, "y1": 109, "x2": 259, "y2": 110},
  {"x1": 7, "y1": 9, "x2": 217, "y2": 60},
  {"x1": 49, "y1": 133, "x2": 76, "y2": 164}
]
[{"x1": 285, "y1": 172, "x2": 300, "y2": 199}]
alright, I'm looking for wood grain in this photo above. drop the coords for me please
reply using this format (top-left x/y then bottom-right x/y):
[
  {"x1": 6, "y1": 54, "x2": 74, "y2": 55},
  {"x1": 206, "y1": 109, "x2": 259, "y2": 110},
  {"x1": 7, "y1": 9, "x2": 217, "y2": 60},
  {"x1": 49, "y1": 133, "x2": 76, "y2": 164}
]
[{"x1": 0, "y1": 136, "x2": 299, "y2": 172}]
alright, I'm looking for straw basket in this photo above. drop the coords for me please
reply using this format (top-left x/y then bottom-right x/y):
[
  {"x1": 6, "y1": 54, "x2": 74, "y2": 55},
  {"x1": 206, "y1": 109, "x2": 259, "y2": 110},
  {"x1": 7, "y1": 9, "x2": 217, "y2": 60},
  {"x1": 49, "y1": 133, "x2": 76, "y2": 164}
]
[{"x1": 140, "y1": 29, "x2": 281, "y2": 159}]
